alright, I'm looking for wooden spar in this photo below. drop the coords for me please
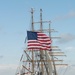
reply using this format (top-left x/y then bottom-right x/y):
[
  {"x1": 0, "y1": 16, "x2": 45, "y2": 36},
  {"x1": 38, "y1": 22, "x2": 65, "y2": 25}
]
[
  {"x1": 50, "y1": 55, "x2": 66, "y2": 56},
  {"x1": 34, "y1": 29, "x2": 58, "y2": 32},
  {"x1": 55, "y1": 64, "x2": 68, "y2": 66},
  {"x1": 20, "y1": 54, "x2": 23, "y2": 61},
  {"x1": 30, "y1": 64, "x2": 68, "y2": 66},
  {"x1": 51, "y1": 49, "x2": 61, "y2": 51},
  {"x1": 22, "y1": 65, "x2": 33, "y2": 73},
  {"x1": 33, "y1": 20, "x2": 51, "y2": 23},
  {"x1": 51, "y1": 37, "x2": 61, "y2": 39},
  {"x1": 23, "y1": 59, "x2": 63, "y2": 62},
  {"x1": 26, "y1": 49, "x2": 61, "y2": 52},
  {"x1": 49, "y1": 52, "x2": 65, "y2": 54},
  {"x1": 49, "y1": 52, "x2": 66, "y2": 56},
  {"x1": 51, "y1": 46, "x2": 59, "y2": 48},
  {"x1": 24, "y1": 50, "x2": 32, "y2": 60}
]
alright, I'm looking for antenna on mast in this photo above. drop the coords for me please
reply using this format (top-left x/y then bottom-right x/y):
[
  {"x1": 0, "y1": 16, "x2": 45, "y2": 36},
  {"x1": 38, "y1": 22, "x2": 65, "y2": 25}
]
[
  {"x1": 31, "y1": 8, "x2": 34, "y2": 31},
  {"x1": 40, "y1": 9, "x2": 43, "y2": 32}
]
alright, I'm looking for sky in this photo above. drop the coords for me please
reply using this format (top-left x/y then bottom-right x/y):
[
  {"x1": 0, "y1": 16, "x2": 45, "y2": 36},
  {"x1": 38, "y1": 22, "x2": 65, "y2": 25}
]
[{"x1": 0, "y1": 0, "x2": 75, "y2": 75}]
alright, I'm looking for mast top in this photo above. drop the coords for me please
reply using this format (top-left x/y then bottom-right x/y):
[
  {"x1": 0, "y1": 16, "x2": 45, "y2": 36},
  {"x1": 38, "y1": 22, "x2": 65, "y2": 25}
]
[{"x1": 31, "y1": 8, "x2": 34, "y2": 13}]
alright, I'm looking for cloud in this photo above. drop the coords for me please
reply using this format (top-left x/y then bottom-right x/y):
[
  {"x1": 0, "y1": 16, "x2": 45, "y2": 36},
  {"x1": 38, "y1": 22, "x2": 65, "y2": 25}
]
[
  {"x1": 52, "y1": 11, "x2": 75, "y2": 21},
  {"x1": 0, "y1": 64, "x2": 17, "y2": 70},
  {"x1": 56, "y1": 33, "x2": 75, "y2": 44},
  {"x1": 57, "y1": 65, "x2": 75, "y2": 75},
  {"x1": 68, "y1": 11, "x2": 75, "y2": 17},
  {"x1": 0, "y1": 64, "x2": 18, "y2": 75},
  {"x1": 65, "y1": 47, "x2": 75, "y2": 52},
  {"x1": 62, "y1": 66, "x2": 75, "y2": 75},
  {"x1": 0, "y1": 55, "x2": 3, "y2": 59}
]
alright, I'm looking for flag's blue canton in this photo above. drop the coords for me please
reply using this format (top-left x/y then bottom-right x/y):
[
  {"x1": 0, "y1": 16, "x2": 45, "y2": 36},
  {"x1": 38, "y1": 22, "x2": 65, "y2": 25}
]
[{"x1": 27, "y1": 31, "x2": 37, "y2": 40}]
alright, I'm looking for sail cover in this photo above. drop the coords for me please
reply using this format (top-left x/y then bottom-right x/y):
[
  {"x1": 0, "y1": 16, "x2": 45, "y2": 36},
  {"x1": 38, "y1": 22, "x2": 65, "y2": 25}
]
[{"x1": 27, "y1": 31, "x2": 52, "y2": 50}]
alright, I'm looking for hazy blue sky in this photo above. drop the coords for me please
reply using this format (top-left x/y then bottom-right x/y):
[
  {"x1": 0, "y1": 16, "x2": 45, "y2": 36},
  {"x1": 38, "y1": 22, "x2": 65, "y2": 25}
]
[{"x1": 0, "y1": 0, "x2": 75, "y2": 75}]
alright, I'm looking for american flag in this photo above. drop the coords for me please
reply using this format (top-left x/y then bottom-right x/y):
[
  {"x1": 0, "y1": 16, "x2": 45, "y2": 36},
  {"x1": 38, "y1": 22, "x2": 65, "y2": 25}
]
[{"x1": 27, "y1": 31, "x2": 52, "y2": 50}]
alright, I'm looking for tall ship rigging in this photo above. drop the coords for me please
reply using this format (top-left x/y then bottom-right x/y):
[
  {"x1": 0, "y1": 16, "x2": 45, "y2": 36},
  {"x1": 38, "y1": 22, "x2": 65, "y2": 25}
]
[{"x1": 15, "y1": 9, "x2": 68, "y2": 75}]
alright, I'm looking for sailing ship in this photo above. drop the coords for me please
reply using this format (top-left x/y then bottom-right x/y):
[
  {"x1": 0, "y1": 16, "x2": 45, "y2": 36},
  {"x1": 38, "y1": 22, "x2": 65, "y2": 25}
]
[{"x1": 15, "y1": 9, "x2": 68, "y2": 75}]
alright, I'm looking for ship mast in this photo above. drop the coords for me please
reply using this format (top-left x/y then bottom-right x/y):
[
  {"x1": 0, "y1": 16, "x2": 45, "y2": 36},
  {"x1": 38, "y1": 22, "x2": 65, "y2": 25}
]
[
  {"x1": 31, "y1": 8, "x2": 35, "y2": 75},
  {"x1": 15, "y1": 8, "x2": 68, "y2": 75},
  {"x1": 49, "y1": 22, "x2": 57, "y2": 75},
  {"x1": 31, "y1": 8, "x2": 54, "y2": 75},
  {"x1": 30, "y1": 8, "x2": 67, "y2": 75}
]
